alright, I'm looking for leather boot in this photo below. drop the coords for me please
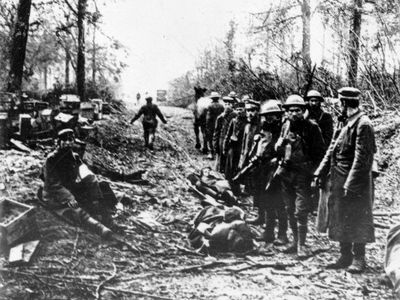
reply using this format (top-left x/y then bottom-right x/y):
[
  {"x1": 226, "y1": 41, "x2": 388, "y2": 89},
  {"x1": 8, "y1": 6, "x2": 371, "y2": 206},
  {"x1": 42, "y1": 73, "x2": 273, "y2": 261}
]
[
  {"x1": 85, "y1": 216, "x2": 113, "y2": 240},
  {"x1": 282, "y1": 220, "x2": 297, "y2": 253},
  {"x1": 347, "y1": 256, "x2": 366, "y2": 273},
  {"x1": 262, "y1": 227, "x2": 275, "y2": 243},
  {"x1": 264, "y1": 208, "x2": 275, "y2": 243},
  {"x1": 347, "y1": 243, "x2": 366, "y2": 273},
  {"x1": 275, "y1": 209, "x2": 288, "y2": 246},
  {"x1": 297, "y1": 224, "x2": 311, "y2": 259},
  {"x1": 326, "y1": 243, "x2": 353, "y2": 269},
  {"x1": 274, "y1": 233, "x2": 289, "y2": 246}
]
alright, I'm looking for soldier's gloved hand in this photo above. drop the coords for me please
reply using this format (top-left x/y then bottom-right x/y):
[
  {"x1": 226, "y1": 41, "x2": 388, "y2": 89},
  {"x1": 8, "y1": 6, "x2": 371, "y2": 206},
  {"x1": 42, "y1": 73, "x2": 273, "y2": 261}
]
[{"x1": 67, "y1": 198, "x2": 79, "y2": 208}]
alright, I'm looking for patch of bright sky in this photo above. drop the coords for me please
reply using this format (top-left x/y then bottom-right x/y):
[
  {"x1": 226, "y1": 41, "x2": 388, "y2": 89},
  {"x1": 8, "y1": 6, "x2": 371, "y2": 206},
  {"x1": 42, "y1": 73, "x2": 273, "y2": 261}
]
[{"x1": 101, "y1": 0, "x2": 326, "y2": 100}]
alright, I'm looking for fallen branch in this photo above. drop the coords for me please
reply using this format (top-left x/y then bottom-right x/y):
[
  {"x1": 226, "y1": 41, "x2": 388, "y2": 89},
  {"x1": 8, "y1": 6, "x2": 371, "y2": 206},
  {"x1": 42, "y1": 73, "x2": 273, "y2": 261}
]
[
  {"x1": 270, "y1": 269, "x2": 322, "y2": 277},
  {"x1": 175, "y1": 245, "x2": 206, "y2": 257},
  {"x1": 375, "y1": 222, "x2": 391, "y2": 229},
  {"x1": 95, "y1": 263, "x2": 117, "y2": 300},
  {"x1": 374, "y1": 212, "x2": 400, "y2": 217}
]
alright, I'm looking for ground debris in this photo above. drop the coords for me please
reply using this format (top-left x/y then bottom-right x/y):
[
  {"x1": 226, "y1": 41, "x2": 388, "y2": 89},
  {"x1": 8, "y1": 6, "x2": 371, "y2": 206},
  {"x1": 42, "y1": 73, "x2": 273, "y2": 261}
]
[{"x1": 0, "y1": 105, "x2": 396, "y2": 299}]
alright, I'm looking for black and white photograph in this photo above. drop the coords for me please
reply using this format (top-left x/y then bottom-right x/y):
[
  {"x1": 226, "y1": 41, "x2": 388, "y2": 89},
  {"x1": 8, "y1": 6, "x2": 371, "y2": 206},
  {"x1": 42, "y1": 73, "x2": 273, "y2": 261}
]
[{"x1": 0, "y1": 0, "x2": 399, "y2": 299}]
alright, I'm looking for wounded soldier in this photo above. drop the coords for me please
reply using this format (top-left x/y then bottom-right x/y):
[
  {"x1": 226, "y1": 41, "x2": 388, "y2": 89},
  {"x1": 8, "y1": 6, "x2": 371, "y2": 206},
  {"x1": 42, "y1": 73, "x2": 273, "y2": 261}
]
[
  {"x1": 38, "y1": 129, "x2": 118, "y2": 239},
  {"x1": 188, "y1": 167, "x2": 237, "y2": 206},
  {"x1": 189, "y1": 206, "x2": 254, "y2": 254}
]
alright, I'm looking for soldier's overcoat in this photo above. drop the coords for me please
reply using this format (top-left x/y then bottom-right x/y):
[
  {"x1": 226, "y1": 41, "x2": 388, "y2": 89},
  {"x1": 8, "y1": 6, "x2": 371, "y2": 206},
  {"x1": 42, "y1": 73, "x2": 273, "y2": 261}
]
[{"x1": 315, "y1": 111, "x2": 376, "y2": 243}]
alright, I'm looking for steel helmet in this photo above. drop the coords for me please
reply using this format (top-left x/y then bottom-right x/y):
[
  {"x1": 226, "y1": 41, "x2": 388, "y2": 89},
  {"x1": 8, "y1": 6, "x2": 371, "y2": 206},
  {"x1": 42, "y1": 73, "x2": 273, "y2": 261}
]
[
  {"x1": 222, "y1": 96, "x2": 234, "y2": 103},
  {"x1": 228, "y1": 91, "x2": 237, "y2": 98},
  {"x1": 306, "y1": 90, "x2": 324, "y2": 101},
  {"x1": 282, "y1": 95, "x2": 306, "y2": 108},
  {"x1": 209, "y1": 91, "x2": 221, "y2": 99},
  {"x1": 259, "y1": 100, "x2": 283, "y2": 115}
]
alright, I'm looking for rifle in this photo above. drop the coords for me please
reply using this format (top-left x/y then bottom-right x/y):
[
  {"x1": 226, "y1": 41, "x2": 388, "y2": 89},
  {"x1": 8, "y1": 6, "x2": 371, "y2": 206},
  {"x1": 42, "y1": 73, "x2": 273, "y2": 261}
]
[
  {"x1": 303, "y1": 64, "x2": 317, "y2": 99},
  {"x1": 232, "y1": 158, "x2": 259, "y2": 183},
  {"x1": 265, "y1": 65, "x2": 317, "y2": 192}
]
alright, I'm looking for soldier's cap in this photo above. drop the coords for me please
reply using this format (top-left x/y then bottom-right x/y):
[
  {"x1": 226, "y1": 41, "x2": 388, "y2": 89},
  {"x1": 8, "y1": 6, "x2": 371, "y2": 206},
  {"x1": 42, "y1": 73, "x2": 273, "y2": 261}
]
[
  {"x1": 228, "y1": 91, "x2": 237, "y2": 98},
  {"x1": 209, "y1": 91, "x2": 221, "y2": 99},
  {"x1": 245, "y1": 99, "x2": 260, "y2": 110},
  {"x1": 338, "y1": 87, "x2": 361, "y2": 101},
  {"x1": 222, "y1": 96, "x2": 235, "y2": 103},
  {"x1": 58, "y1": 128, "x2": 75, "y2": 140}
]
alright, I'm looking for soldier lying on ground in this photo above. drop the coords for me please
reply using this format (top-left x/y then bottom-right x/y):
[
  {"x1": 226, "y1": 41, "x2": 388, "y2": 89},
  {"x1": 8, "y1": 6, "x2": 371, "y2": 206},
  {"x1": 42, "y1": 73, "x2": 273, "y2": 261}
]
[
  {"x1": 38, "y1": 129, "x2": 118, "y2": 239},
  {"x1": 188, "y1": 205, "x2": 254, "y2": 254},
  {"x1": 187, "y1": 167, "x2": 237, "y2": 206}
]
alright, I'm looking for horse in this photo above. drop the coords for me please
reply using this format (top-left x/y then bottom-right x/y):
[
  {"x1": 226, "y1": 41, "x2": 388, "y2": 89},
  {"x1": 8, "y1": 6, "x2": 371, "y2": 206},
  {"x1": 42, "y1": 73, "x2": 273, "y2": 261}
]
[{"x1": 189, "y1": 86, "x2": 210, "y2": 153}]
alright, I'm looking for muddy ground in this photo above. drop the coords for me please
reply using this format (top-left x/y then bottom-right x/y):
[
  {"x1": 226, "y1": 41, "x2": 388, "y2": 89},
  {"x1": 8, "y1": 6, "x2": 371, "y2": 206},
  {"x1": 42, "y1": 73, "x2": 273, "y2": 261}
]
[{"x1": 0, "y1": 103, "x2": 398, "y2": 299}]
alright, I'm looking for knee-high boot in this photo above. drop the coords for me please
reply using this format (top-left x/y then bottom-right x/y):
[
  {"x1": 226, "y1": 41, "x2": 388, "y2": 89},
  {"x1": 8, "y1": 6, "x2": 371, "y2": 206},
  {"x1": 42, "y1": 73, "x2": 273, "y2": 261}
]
[{"x1": 283, "y1": 216, "x2": 297, "y2": 253}]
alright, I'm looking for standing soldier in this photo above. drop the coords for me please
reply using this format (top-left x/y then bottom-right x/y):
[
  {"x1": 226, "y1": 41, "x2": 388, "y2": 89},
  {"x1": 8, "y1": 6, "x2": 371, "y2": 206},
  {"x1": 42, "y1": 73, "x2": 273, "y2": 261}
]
[
  {"x1": 213, "y1": 96, "x2": 236, "y2": 172},
  {"x1": 130, "y1": 95, "x2": 167, "y2": 150},
  {"x1": 305, "y1": 90, "x2": 334, "y2": 211},
  {"x1": 223, "y1": 101, "x2": 247, "y2": 195},
  {"x1": 314, "y1": 87, "x2": 376, "y2": 273},
  {"x1": 238, "y1": 100, "x2": 260, "y2": 171},
  {"x1": 234, "y1": 100, "x2": 288, "y2": 243},
  {"x1": 205, "y1": 92, "x2": 224, "y2": 159},
  {"x1": 305, "y1": 90, "x2": 334, "y2": 147},
  {"x1": 275, "y1": 95, "x2": 325, "y2": 258}
]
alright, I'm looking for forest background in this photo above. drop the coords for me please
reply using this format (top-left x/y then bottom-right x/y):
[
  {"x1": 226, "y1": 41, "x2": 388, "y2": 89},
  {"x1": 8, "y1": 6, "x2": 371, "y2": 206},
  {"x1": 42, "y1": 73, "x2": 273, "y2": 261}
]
[{"x1": 1, "y1": 0, "x2": 400, "y2": 109}]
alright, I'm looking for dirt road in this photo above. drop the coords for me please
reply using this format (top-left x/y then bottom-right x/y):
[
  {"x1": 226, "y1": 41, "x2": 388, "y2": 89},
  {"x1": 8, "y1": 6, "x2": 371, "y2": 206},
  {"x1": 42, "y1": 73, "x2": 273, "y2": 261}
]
[{"x1": 0, "y1": 104, "x2": 395, "y2": 299}]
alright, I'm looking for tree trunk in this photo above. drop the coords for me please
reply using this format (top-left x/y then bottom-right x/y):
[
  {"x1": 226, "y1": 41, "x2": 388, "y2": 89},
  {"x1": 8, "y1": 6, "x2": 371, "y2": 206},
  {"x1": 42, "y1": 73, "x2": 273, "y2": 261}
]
[
  {"x1": 301, "y1": 0, "x2": 311, "y2": 71},
  {"x1": 322, "y1": 22, "x2": 326, "y2": 62},
  {"x1": 44, "y1": 66, "x2": 48, "y2": 90},
  {"x1": 7, "y1": 0, "x2": 32, "y2": 93},
  {"x1": 92, "y1": 23, "x2": 96, "y2": 86},
  {"x1": 65, "y1": 46, "x2": 70, "y2": 87},
  {"x1": 77, "y1": 0, "x2": 87, "y2": 101},
  {"x1": 348, "y1": 0, "x2": 363, "y2": 87}
]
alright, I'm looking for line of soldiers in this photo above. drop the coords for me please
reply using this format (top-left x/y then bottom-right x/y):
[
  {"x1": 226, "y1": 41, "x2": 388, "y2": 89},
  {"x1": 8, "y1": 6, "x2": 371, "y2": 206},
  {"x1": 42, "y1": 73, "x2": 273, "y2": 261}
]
[{"x1": 205, "y1": 87, "x2": 376, "y2": 273}]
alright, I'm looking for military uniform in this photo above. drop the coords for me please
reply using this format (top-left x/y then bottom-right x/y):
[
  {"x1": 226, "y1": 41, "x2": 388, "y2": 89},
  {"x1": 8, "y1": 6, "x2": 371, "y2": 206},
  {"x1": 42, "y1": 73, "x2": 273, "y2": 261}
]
[
  {"x1": 213, "y1": 110, "x2": 236, "y2": 172},
  {"x1": 223, "y1": 114, "x2": 247, "y2": 194},
  {"x1": 41, "y1": 132, "x2": 116, "y2": 238},
  {"x1": 131, "y1": 102, "x2": 167, "y2": 148},
  {"x1": 277, "y1": 95, "x2": 325, "y2": 256},
  {"x1": 238, "y1": 118, "x2": 259, "y2": 170},
  {"x1": 308, "y1": 108, "x2": 334, "y2": 148},
  {"x1": 247, "y1": 131, "x2": 288, "y2": 241},
  {"x1": 314, "y1": 87, "x2": 376, "y2": 273},
  {"x1": 206, "y1": 100, "x2": 224, "y2": 157}
]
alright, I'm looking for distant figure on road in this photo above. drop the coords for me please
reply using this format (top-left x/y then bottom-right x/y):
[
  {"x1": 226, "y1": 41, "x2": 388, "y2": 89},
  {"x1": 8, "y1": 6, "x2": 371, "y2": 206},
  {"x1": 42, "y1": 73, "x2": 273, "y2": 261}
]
[
  {"x1": 130, "y1": 95, "x2": 167, "y2": 150},
  {"x1": 136, "y1": 92, "x2": 141, "y2": 106}
]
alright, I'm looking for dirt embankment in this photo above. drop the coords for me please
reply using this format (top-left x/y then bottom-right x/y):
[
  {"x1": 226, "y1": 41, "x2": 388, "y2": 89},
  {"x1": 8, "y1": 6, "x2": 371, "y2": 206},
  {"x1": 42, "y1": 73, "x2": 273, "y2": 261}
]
[{"x1": 0, "y1": 104, "x2": 398, "y2": 299}]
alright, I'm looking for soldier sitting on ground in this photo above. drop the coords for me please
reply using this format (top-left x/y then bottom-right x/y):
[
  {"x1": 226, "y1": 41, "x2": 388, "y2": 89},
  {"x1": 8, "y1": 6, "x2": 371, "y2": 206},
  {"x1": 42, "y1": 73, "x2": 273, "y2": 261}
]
[{"x1": 38, "y1": 129, "x2": 118, "y2": 239}]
